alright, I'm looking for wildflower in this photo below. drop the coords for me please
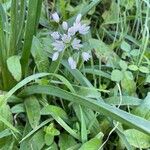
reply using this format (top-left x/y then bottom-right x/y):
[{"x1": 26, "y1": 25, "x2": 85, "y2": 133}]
[
  {"x1": 82, "y1": 52, "x2": 91, "y2": 61},
  {"x1": 50, "y1": 13, "x2": 91, "y2": 69},
  {"x1": 62, "y1": 21, "x2": 68, "y2": 30},
  {"x1": 52, "y1": 52, "x2": 59, "y2": 61},
  {"x1": 52, "y1": 41, "x2": 65, "y2": 52},
  {"x1": 61, "y1": 34, "x2": 71, "y2": 44},
  {"x1": 73, "y1": 22, "x2": 81, "y2": 32},
  {"x1": 51, "y1": 32, "x2": 60, "y2": 40},
  {"x1": 71, "y1": 38, "x2": 83, "y2": 50},
  {"x1": 75, "y1": 14, "x2": 82, "y2": 23},
  {"x1": 68, "y1": 27, "x2": 76, "y2": 36},
  {"x1": 52, "y1": 12, "x2": 60, "y2": 23},
  {"x1": 68, "y1": 57, "x2": 76, "y2": 69},
  {"x1": 79, "y1": 24, "x2": 90, "y2": 35}
]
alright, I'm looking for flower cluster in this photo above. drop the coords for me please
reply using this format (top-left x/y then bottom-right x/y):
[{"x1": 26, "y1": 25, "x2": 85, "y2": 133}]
[{"x1": 51, "y1": 12, "x2": 91, "y2": 69}]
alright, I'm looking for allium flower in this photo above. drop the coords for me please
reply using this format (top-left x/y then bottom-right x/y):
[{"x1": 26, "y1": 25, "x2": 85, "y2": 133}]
[
  {"x1": 73, "y1": 22, "x2": 81, "y2": 32},
  {"x1": 68, "y1": 57, "x2": 76, "y2": 69},
  {"x1": 50, "y1": 13, "x2": 91, "y2": 69},
  {"x1": 82, "y1": 52, "x2": 91, "y2": 61},
  {"x1": 79, "y1": 24, "x2": 90, "y2": 35},
  {"x1": 52, "y1": 12, "x2": 60, "y2": 23},
  {"x1": 75, "y1": 14, "x2": 82, "y2": 23},
  {"x1": 51, "y1": 32, "x2": 60, "y2": 40},
  {"x1": 52, "y1": 52, "x2": 59, "y2": 61},
  {"x1": 68, "y1": 27, "x2": 76, "y2": 36},
  {"x1": 62, "y1": 34, "x2": 71, "y2": 44},
  {"x1": 71, "y1": 38, "x2": 83, "y2": 50},
  {"x1": 62, "y1": 21, "x2": 68, "y2": 30},
  {"x1": 52, "y1": 41, "x2": 65, "y2": 52}
]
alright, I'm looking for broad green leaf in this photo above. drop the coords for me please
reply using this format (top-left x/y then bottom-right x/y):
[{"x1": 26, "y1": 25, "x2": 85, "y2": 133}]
[
  {"x1": 74, "y1": 86, "x2": 101, "y2": 99},
  {"x1": 29, "y1": 129, "x2": 45, "y2": 150},
  {"x1": 82, "y1": 68, "x2": 111, "y2": 79},
  {"x1": 139, "y1": 66, "x2": 149, "y2": 74},
  {"x1": 102, "y1": 2, "x2": 119, "y2": 24},
  {"x1": 89, "y1": 38, "x2": 110, "y2": 55},
  {"x1": 58, "y1": 134, "x2": 77, "y2": 150},
  {"x1": 44, "y1": 123, "x2": 60, "y2": 136},
  {"x1": 146, "y1": 75, "x2": 150, "y2": 83},
  {"x1": 24, "y1": 96, "x2": 41, "y2": 129},
  {"x1": 130, "y1": 49, "x2": 140, "y2": 57},
  {"x1": 119, "y1": 60, "x2": 128, "y2": 71},
  {"x1": 121, "y1": 71, "x2": 136, "y2": 95},
  {"x1": 19, "y1": 85, "x2": 150, "y2": 135},
  {"x1": 133, "y1": 93, "x2": 150, "y2": 121},
  {"x1": 0, "y1": 97, "x2": 19, "y2": 135},
  {"x1": 41, "y1": 105, "x2": 68, "y2": 120},
  {"x1": 7, "y1": 55, "x2": 22, "y2": 81},
  {"x1": 20, "y1": 129, "x2": 45, "y2": 150},
  {"x1": 128, "y1": 65, "x2": 138, "y2": 71},
  {"x1": 11, "y1": 103, "x2": 25, "y2": 114},
  {"x1": 31, "y1": 36, "x2": 50, "y2": 72},
  {"x1": 124, "y1": 129, "x2": 150, "y2": 149},
  {"x1": 44, "y1": 123, "x2": 60, "y2": 146},
  {"x1": 121, "y1": 41, "x2": 131, "y2": 52},
  {"x1": 120, "y1": 0, "x2": 135, "y2": 9},
  {"x1": 79, "y1": 135, "x2": 103, "y2": 150},
  {"x1": 106, "y1": 96, "x2": 142, "y2": 106},
  {"x1": 45, "y1": 133, "x2": 54, "y2": 146},
  {"x1": 0, "y1": 129, "x2": 12, "y2": 139},
  {"x1": 111, "y1": 70, "x2": 123, "y2": 82}
]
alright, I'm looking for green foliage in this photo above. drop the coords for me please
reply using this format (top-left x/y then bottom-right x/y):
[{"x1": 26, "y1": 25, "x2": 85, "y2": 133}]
[{"x1": 0, "y1": 0, "x2": 150, "y2": 149}]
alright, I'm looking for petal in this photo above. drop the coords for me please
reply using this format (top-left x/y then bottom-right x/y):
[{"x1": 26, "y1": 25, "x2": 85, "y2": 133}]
[
  {"x1": 68, "y1": 57, "x2": 76, "y2": 69},
  {"x1": 52, "y1": 12, "x2": 60, "y2": 23},
  {"x1": 52, "y1": 52, "x2": 59, "y2": 61},
  {"x1": 62, "y1": 34, "x2": 71, "y2": 43},
  {"x1": 82, "y1": 52, "x2": 91, "y2": 61},
  {"x1": 51, "y1": 32, "x2": 60, "y2": 40},
  {"x1": 68, "y1": 27, "x2": 76, "y2": 36},
  {"x1": 75, "y1": 14, "x2": 82, "y2": 23},
  {"x1": 62, "y1": 21, "x2": 68, "y2": 30}
]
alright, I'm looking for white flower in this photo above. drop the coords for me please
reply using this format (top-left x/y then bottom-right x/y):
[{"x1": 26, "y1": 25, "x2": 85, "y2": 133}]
[
  {"x1": 52, "y1": 52, "x2": 59, "y2": 61},
  {"x1": 51, "y1": 32, "x2": 60, "y2": 40},
  {"x1": 75, "y1": 14, "x2": 82, "y2": 23},
  {"x1": 82, "y1": 52, "x2": 91, "y2": 61},
  {"x1": 71, "y1": 38, "x2": 83, "y2": 50},
  {"x1": 68, "y1": 57, "x2": 76, "y2": 69},
  {"x1": 68, "y1": 26, "x2": 76, "y2": 36},
  {"x1": 52, "y1": 41, "x2": 65, "y2": 52},
  {"x1": 73, "y1": 22, "x2": 81, "y2": 32},
  {"x1": 62, "y1": 21, "x2": 68, "y2": 30},
  {"x1": 52, "y1": 12, "x2": 60, "y2": 23},
  {"x1": 61, "y1": 34, "x2": 71, "y2": 44},
  {"x1": 79, "y1": 24, "x2": 90, "y2": 35}
]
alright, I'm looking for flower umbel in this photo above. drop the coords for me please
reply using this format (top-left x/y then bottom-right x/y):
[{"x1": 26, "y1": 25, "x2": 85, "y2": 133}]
[{"x1": 50, "y1": 13, "x2": 91, "y2": 69}]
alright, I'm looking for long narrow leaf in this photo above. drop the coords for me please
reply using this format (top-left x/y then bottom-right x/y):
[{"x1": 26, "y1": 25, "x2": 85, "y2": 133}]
[{"x1": 19, "y1": 85, "x2": 150, "y2": 135}]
